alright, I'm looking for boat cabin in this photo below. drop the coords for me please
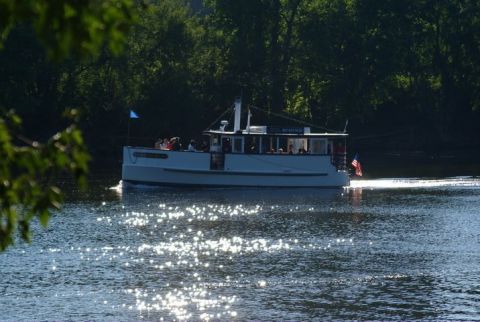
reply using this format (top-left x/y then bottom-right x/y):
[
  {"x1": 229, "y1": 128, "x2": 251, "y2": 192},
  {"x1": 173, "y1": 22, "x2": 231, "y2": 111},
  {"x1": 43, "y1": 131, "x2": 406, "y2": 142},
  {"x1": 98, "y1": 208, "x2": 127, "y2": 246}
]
[
  {"x1": 205, "y1": 126, "x2": 345, "y2": 155},
  {"x1": 204, "y1": 126, "x2": 347, "y2": 170}
]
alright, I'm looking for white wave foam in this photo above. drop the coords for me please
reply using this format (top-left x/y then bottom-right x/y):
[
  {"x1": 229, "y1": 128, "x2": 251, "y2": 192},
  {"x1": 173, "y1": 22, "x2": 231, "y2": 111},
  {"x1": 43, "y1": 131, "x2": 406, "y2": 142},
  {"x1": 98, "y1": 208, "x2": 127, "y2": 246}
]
[
  {"x1": 349, "y1": 177, "x2": 480, "y2": 189},
  {"x1": 109, "y1": 180, "x2": 124, "y2": 192}
]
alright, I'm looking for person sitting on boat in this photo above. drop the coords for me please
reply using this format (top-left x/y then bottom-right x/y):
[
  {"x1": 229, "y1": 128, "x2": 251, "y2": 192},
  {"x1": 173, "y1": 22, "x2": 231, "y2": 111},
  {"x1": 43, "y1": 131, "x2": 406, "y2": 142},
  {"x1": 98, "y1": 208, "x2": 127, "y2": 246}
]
[
  {"x1": 160, "y1": 138, "x2": 170, "y2": 150},
  {"x1": 288, "y1": 145, "x2": 294, "y2": 155},
  {"x1": 154, "y1": 138, "x2": 162, "y2": 149},
  {"x1": 171, "y1": 137, "x2": 181, "y2": 151},
  {"x1": 222, "y1": 138, "x2": 232, "y2": 153},
  {"x1": 200, "y1": 140, "x2": 209, "y2": 152},
  {"x1": 187, "y1": 139, "x2": 196, "y2": 151}
]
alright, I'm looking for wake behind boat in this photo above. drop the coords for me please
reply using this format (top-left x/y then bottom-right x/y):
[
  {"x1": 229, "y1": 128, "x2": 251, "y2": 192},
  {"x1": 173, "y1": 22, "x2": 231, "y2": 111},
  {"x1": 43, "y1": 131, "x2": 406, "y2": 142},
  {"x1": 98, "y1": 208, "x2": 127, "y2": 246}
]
[{"x1": 122, "y1": 99, "x2": 350, "y2": 187}]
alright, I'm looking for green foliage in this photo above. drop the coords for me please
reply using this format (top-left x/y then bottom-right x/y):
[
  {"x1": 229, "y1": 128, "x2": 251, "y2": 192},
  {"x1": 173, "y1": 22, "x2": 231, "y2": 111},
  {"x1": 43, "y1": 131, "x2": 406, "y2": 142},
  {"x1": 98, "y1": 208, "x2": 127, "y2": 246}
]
[
  {"x1": 0, "y1": 109, "x2": 89, "y2": 251},
  {"x1": 0, "y1": 0, "x2": 136, "y2": 251},
  {"x1": 201, "y1": 0, "x2": 480, "y2": 138},
  {"x1": 0, "y1": 0, "x2": 138, "y2": 61},
  {"x1": 60, "y1": 0, "x2": 204, "y2": 146}
]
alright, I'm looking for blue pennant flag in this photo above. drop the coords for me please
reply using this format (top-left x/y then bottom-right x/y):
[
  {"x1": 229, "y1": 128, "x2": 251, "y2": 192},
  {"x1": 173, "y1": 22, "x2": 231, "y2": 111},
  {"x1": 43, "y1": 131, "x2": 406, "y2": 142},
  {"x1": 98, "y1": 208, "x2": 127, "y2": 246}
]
[{"x1": 130, "y1": 110, "x2": 139, "y2": 119}]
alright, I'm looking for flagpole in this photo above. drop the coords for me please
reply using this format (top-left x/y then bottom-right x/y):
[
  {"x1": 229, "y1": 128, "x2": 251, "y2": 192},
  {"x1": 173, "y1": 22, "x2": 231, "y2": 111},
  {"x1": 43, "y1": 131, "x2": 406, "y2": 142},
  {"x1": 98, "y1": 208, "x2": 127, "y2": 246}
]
[
  {"x1": 127, "y1": 110, "x2": 139, "y2": 146},
  {"x1": 127, "y1": 114, "x2": 131, "y2": 146}
]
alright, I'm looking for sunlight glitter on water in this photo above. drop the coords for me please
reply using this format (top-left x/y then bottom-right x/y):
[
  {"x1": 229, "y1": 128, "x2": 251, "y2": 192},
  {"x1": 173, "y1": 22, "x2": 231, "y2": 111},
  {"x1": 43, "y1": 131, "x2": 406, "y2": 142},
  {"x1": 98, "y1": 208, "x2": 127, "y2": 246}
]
[
  {"x1": 107, "y1": 204, "x2": 264, "y2": 226},
  {"x1": 130, "y1": 287, "x2": 238, "y2": 321},
  {"x1": 96, "y1": 182, "x2": 480, "y2": 319},
  {"x1": 87, "y1": 201, "x2": 362, "y2": 320},
  {"x1": 117, "y1": 234, "x2": 357, "y2": 320},
  {"x1": 2, "y1": 173, "x2": 480, "y2": 321}
]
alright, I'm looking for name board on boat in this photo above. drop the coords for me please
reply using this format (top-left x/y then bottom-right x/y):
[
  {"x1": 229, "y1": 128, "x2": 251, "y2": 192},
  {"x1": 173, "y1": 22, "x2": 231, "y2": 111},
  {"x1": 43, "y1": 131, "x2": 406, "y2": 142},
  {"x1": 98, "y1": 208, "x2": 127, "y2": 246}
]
[{"x1": 267, "y1": 126, "x2": 304, "y2": 135}]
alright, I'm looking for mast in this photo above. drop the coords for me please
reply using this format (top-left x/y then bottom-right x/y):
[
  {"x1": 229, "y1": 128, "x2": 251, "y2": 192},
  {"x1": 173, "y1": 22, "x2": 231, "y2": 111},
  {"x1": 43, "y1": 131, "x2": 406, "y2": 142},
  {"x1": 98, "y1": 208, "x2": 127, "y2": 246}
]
[{"x1": 233, "y1": 97, "x2": 242, "y2": 132}]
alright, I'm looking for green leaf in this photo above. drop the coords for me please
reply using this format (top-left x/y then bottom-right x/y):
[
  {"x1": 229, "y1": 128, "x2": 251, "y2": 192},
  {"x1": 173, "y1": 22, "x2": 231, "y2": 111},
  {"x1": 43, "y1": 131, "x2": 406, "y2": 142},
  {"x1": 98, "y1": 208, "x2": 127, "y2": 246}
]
[{"x1": 38, "y1": 209, "x2": 50, "y2": 228}]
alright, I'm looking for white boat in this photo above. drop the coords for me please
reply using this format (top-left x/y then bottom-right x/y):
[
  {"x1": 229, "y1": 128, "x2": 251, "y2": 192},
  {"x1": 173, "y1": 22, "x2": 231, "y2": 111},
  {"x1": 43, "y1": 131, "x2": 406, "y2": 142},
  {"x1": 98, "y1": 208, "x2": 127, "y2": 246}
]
[{"x1": 122, "y1": 98, "x2": 349, "y2": 188}]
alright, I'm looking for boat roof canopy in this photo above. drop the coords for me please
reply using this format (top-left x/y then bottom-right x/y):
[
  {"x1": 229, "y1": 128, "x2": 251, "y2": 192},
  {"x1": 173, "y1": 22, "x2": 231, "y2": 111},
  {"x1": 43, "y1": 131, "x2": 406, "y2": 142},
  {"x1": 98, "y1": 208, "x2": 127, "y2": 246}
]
[
  {"x1": 204, "y1": 126, "x2": 347, "y2": 138},
  {"x1": 204, "y1": 99, "x2": 348, "y2": 138}
]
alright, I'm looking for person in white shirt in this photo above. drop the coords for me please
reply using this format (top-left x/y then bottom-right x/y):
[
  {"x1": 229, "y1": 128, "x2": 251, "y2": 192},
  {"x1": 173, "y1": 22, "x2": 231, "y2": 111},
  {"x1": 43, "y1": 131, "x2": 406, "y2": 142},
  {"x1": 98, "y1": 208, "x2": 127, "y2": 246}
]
[{"x1": 187, "y1": 139, "x2": 196, "y2": 151}]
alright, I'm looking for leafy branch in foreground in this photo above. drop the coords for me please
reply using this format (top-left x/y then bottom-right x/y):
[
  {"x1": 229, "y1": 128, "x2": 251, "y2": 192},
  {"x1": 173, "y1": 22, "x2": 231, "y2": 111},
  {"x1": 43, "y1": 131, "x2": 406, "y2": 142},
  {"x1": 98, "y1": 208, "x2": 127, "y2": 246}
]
[
  {"x1": 0, "y1": 0, "x2": 138, "y2": 61},
  {"x1": 0, "y1": 1, "x2": 137, "y2": 251},
  {"x1": 0, "y1": 109, "x2": 89, "y2": 251}
]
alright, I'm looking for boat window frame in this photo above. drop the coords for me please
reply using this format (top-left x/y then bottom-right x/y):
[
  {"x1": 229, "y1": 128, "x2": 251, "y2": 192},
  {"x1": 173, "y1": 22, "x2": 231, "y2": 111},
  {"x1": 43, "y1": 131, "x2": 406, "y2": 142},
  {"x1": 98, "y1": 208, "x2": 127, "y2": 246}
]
[
  {"x1": 210, "y1": 134, "x2": 221, "y2": 152},
  {"x1": 244, "y1": 135, "x2": 259, "y2": 154},
  {"x1": 232, "y1": 136, "x2": 244, "y2": 153},
  {"x1": 260, "y1": 135, "x2": 276, "y2": 154},
  {"x1": 309, "y1": 138, "x2": 328, "y2": 155},
  {"x1": 133, "y1": 152, "x2": 168, "y2": 159}
]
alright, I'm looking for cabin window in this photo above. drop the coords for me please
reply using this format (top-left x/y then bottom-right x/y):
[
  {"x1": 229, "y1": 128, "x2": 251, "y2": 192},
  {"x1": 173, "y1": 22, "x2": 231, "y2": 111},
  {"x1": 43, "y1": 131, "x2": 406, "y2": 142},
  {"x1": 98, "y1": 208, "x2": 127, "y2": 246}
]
[
  {"x1": 233, "y1": 137, "x2": 243, "y2": 153},
  {"x1": 328, "y1": 141, "x2": 333, "y2": 155},
  {"x1": 261, "y1": 136, "x2": 276, "y2": 153},
  {"x1": 278, "y1": 137, "x2": 288, "y2": 153},
  {"x1": 211, "y1": 135, "x2": 219, "y2": 145},
  {"x1": 210, "y1": 135, "x2": 221, "y2": 152},
  {"x1": 288, "y1": 138, "x2": 308, "y2": 154},
  {"x1": 221, "y1": 137, "x2": 232, "y2": 153},
  {"x1": 245, "y1": 136, "x2": 259, "y2": 153},
  {"x1": 310, "y1": 139, "x2": 327, "y2": 154},
  {"x1": 133, "y1": 152, "x2": 168, "y2": 159}
]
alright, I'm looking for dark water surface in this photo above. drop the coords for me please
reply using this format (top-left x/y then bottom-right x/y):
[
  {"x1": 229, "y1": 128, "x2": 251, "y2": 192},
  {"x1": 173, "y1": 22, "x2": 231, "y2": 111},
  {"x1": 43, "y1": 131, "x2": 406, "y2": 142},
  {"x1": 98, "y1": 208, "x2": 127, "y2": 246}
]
[{"x1": 1, "y1": 176, "x2": 480, "y2": 321}]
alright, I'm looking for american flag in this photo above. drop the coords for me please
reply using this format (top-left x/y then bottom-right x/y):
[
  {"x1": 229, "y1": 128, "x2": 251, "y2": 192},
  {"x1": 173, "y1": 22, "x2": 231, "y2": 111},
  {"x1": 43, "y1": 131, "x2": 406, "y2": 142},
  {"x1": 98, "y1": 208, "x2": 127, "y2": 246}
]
[{"x1": 351, "y1": 153, "x2": 363, "y2": 176}]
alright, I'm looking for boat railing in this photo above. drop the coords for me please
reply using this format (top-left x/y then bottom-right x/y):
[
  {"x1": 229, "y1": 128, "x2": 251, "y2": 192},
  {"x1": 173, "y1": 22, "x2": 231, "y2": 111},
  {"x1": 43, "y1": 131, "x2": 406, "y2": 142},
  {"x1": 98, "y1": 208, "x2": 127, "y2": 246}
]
[{"x1": 333, "y1": 152, "x2": 347, "y2": 171}]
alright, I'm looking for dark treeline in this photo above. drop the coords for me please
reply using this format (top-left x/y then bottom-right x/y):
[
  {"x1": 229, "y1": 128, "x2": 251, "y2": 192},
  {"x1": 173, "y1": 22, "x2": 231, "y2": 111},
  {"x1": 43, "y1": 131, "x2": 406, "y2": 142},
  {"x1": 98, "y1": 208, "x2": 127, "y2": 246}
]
[{"x1": 1, "y1": 0, "x2": 479, "y2": 160}]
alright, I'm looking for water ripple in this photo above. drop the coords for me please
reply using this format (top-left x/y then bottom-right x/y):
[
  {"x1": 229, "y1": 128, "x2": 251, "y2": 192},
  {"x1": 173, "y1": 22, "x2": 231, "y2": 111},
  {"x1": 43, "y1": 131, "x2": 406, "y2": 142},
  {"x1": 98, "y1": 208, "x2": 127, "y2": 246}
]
[{"x1": 1, "y1": 177, "x2": 479, "y2": 320}]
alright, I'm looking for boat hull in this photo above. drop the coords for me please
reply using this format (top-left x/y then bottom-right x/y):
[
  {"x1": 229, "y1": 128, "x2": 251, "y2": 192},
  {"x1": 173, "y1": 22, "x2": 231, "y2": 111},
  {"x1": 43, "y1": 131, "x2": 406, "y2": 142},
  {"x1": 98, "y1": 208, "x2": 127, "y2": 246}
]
[{"x1": 122, "y1": 147, "x2": 349, "y2": 188}]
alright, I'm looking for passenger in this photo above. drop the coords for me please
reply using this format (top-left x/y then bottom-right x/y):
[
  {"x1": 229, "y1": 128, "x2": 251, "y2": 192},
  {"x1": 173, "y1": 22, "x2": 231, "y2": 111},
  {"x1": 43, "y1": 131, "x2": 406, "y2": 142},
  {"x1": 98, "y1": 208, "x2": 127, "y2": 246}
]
[
  {"x1": 171, "y1": 137, "x2": 181, "y2": 151},
  {"x1": 200, "y1": 140, "x2": 209, "y2": 152},
  {"x1": 160, "y1": 138, "x2": 170, "y2": 150},
  {"x1": 288, "y1": 144, "x2": 294, "y2": 155},
  {"x1": 154, "y1": 138, "x2": 162, "y2": 149},
  {"x1": 187, "y1": 139, "x2": 196, "y2": 151},
  {"x1": 165, "y1": 138, "x2": 173, "y2": 150},
  {"x1": 222, "y1": 138, "x2": 232, "y2": 153}
]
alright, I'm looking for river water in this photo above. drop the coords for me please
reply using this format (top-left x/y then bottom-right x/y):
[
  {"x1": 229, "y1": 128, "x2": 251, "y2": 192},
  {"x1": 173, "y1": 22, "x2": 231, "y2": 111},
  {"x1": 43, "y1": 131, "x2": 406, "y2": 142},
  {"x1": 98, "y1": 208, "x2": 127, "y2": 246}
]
[{"x1": 1, "y1": 175, "x2": 480, "y2": 320}]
